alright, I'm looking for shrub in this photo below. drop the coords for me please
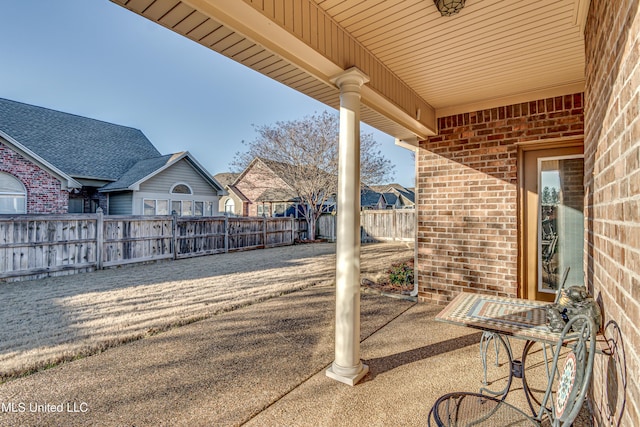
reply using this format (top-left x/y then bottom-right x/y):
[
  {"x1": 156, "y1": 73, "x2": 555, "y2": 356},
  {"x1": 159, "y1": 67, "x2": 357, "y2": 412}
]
[{"x1": 387, "y1": 260, "x2": 414, "y2": 287}]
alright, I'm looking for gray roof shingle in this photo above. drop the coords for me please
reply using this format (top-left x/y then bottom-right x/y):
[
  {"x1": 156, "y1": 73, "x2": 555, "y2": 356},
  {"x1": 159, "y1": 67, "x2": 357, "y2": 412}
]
[
  {"x1": 213, "y1": 172, "x2": 240, "y2": 188},
  {"x1": 0, "y1": 97, "x2": 161, "y2": 181},
  {"x1": 100, "y1": 154, "x2": 175, "y2": 191}
]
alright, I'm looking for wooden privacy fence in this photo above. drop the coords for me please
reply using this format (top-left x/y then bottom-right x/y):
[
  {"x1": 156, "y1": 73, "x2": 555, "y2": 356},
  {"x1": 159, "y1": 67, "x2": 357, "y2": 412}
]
[
  {"x1": 317, "y1": 209, "x2": 415, "y2": 243},
  {"x1": 0, "y1": 213, "x2": 308, "y2": 281}
]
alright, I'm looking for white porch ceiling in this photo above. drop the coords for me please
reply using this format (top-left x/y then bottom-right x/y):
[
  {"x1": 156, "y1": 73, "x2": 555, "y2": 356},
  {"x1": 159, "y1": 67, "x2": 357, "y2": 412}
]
[{"x1": 110, "y1": 0, "x2": 589, "y2": 141}]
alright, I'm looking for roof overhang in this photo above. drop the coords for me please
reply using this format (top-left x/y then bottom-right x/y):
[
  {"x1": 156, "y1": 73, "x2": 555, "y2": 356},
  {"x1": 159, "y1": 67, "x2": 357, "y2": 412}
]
[
  {"x1": 101, "y1": 151, "x2": 226, "y2": 195},
  {"x1": 110, "y1": 0, "x2": 589, "y2": 142}
]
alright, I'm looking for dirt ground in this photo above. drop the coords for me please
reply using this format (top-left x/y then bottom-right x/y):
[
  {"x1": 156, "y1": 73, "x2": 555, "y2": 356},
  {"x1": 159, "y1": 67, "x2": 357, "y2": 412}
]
[{"x1": 0, "y1": 241, "x2": 413, "y2": 382}]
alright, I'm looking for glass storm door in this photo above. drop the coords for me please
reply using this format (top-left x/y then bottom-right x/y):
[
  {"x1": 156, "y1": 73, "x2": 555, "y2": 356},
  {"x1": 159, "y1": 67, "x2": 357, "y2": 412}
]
[
  {"x1": 538, "y1": 156, "x2": 585, "y2": 297},
  {"x1": 522, "y1": 145, "x2": 584, "y2": 301}
]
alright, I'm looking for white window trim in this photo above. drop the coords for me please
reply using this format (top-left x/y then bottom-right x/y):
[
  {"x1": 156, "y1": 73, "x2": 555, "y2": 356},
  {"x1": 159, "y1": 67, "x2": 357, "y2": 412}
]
[
  {"x1": 170, "y1": 182, "x2": 193, "y2": 195},
  {"x1": 0, "y1": 172, "x2": 27, "y2": 214}
]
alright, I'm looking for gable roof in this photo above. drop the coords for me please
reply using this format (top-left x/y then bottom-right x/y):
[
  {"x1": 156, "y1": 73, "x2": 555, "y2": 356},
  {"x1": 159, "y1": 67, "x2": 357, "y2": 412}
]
[
  {"x1": 213, "y1": 172, "x2": 249, "y2": 202},
  {"x1": 370, "y1": 184, "x2": 415, "y2": 204},
  {"x1": 0, "y1": 98, "x2": 223, "y2": 195},
  {"x1": 382, "y1": 192, "x2": 398, "y2": 206},
  {"x1": 213, "y1": 172, "x2": 240, "y2": 188},
  {"x1": 361, "y1": 187, "x2": 384, "y2": 207},
  {"x1": 101, "y1": 152, "x2": 224, "y2": 194},
  {"x1": 0, "y1": 97, "x2": 161, "y2": 181},
  {"x1": 234, "y1": 157, "x2": 297, "y2": 190}
]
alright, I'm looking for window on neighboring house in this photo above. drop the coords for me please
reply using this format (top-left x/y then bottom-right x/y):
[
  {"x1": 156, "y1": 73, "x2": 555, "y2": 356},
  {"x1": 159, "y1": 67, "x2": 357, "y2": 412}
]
[
  {"x1": 257, "y1": 204, "x2": 270, "y2": 217},
  {"x1": 144, "y1": 199, "x2": 156, "y2": 215},
  {"x1": 168, "y1": 199, "x2": 213, "y2": 216},
  {"x1": 273, "y1": 203, "x2": 285, "y2": 216},
  {"x1": 182, "y1": 200, "x2": 193, "y2": 216},
  {"x1": 171, "y1": 183, "x2": 192, "y2": 194},
  {"x1": 157, "y1": 200, "x2": 169, "y2": 215},
  {"x1": 68, "y1": 198, "x2": 84, "y2": 213},
  {"x1": 144, "y1": 199, "x2": 169, "y2": 215},
  {"x1": 225, "y1": 199, "x2": 235, "y2": 214},
  {"x1": 0, "y1": 172, "x2": 26, "y2": 214},
  {"x1": 171, "y1": 200, "x2": 181, "y2": 215},
  {"x1": 194, "y1": 201, "x2": 203, "y2": 216}
]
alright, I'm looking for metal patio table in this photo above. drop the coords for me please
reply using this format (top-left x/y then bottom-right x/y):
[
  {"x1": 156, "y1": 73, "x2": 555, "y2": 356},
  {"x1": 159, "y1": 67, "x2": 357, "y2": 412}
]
[{"x1": 435, "y1": 292, "x2": 567, "y2": 415}]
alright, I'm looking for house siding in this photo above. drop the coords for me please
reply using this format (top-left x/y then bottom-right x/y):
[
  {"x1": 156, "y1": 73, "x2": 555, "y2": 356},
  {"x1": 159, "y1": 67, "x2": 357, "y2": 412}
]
[
  {"x1": 0, "y1": 141, "x2": 68, "y2": 214},
  {"x1": 584, "y1": 1, "x2": 640, "y2": 425},
  {"x1": 218, "y1": 191, "x2": 244, "y2": 216},
  {"x1": 108, "y1": 191, "x2": 133, "y2": 215},
  {"x1": 135, "y1": 159, "x2": 220, "y2": 215},
  {"x1": 416, "y1": 93, "x2": 584, "y2": 305},
  {"x1": 139, "y1": 159, "x2": 214, "y2": 195}
]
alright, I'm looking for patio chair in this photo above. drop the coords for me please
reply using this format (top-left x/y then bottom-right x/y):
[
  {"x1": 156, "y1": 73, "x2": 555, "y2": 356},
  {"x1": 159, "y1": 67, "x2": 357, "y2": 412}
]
[{"x1": 428, "y1": 313, "x2": 597, "y2": 427}]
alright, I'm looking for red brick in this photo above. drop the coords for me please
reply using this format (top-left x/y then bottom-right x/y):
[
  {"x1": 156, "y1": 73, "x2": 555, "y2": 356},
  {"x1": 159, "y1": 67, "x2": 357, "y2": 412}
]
[
  {"x1": 417, "y1": 92, "x2": 584, "y2": 305},
  {"x1": 584, "y1": 1, "x2": 640, "y2": 424},
  {"x1": 0, "y1": 143, "x2": 68, "y2": 214}
]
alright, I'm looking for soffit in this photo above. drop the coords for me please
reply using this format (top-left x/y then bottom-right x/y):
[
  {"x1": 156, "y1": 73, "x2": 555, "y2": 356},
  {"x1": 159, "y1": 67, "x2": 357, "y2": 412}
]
[
  {"x1": 316, "y1": 0, "x2": 588, "y2": 115},
  {"x1": 110, "y1": 0, "x2": 588, "y2": 139}
]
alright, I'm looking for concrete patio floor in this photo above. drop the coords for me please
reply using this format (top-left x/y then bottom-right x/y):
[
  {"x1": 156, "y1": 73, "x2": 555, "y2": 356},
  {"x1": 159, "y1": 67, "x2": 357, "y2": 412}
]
[{"x1": 0, "y1": 280, "x2": 549, "y2": 427}]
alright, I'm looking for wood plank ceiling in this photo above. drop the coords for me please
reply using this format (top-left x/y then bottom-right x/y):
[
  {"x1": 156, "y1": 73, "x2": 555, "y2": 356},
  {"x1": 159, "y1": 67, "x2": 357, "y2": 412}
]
[{"x1": 110, "y1": 0, "x2": 589, "y2": 141}]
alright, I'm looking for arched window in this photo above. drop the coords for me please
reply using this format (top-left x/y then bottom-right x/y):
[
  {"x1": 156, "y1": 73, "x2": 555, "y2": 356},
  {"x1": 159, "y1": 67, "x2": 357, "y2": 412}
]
[
  {"x1": 224, "y1": 198, "x2": 235, "y2": 213},
  {"x1": 0, "y1": 172, "x2": 26, "y2": 214},
  {"x1": 171, "y1": 183, "x2": 192, "y2": 194}
]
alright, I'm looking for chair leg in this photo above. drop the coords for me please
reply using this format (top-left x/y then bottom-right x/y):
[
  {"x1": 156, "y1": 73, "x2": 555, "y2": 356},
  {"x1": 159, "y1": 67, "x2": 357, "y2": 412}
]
[{"x1": 479, "y1": 331, "x2": 513, "y2": 399}]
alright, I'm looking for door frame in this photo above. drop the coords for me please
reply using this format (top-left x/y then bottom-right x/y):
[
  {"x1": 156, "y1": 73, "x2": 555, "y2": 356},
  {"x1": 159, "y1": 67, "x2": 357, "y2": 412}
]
[{"x1": 517, "y1": 137, "x2": 584, "y2": 300}]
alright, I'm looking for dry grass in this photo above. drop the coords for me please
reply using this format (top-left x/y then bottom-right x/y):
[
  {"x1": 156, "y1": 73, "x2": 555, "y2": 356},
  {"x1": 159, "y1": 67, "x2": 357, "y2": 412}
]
[{"x1": 0, "y1": 242, "x2": 413, "y2": 382}]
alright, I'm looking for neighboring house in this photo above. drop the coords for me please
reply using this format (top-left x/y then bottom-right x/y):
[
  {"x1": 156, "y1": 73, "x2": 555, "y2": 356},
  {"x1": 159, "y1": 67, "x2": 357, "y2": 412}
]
[
  {"x1": 213, "y1": 172, "x2": 248, "y2": 216},
  {"x1": 225, "y1": 157, "x2": 390, "y2": 217},
  {"x1": 370, "y1": 184, "x2": 415, "y2": 209},
  {"x1": 231, "y1": 158, "x2": 302, "y2": 217},
  {"x1": 0, "y1": 97, "x2": 224, "y2": 215},
  {"x1": 359, "y1": 186, "x2": 386, "y2": 210}
]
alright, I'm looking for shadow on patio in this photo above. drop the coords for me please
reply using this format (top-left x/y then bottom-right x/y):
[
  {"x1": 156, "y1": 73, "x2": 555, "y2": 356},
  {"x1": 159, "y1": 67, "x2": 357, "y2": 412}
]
[{"x1": 0, "y1": 282, "x2": 538, "y2": 427}]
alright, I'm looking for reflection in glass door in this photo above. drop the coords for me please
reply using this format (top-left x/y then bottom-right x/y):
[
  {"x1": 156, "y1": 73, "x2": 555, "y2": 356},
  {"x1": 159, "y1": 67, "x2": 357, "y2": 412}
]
[{"x1": 537, "y1": 156, "x2": 584, "y2": 295}]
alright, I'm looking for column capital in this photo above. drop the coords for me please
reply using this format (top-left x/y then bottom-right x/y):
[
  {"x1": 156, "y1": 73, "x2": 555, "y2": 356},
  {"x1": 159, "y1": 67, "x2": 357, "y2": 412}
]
[{"x1": 330, "y1": 67, "x2": 370, "y2": 90}]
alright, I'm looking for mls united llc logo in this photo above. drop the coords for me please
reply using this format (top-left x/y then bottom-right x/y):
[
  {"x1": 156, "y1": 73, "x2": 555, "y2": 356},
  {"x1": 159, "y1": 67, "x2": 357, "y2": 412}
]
[{"x1": 1, "y1": 401, "x2": 89, "y2": 413}]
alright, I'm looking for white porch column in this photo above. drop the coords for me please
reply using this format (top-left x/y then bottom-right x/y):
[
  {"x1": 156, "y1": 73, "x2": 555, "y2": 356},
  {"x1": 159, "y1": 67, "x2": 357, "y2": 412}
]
[{"x1": 326, "y1": 67, "x2": 370, "y2": 386}]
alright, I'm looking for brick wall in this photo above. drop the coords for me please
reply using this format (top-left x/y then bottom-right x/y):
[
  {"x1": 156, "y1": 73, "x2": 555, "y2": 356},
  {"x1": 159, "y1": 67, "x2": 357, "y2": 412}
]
[
  {"x1": 0, "y1": 142, "x2": 68, "y2": 214},
  {"x1": 417, "y1": 94, "x2": 584, "y2": 304},
  {"x1": 234, "y1": 160, "x2": 290, "y2": 217},
  {"x1": 584, "y1": 1, "x2": 640, "y2": 425}
]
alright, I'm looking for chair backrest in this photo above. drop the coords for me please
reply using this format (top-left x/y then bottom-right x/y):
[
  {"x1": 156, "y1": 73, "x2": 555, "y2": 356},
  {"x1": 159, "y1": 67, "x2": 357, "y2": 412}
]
[{"x1": 538, "y1": 313, "x2": 597, "y2": 426}]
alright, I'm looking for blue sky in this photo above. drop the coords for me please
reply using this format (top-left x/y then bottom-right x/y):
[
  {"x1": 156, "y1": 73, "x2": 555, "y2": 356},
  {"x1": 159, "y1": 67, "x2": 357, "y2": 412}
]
[{"x1": 0, "y1": 0, "x2": 416, "y2": 187}]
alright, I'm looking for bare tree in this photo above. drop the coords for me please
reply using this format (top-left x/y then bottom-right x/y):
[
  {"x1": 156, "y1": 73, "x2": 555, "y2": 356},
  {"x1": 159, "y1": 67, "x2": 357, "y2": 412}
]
[{"x1": 231, "y1": 111, "x2": 394, "y2": 239}]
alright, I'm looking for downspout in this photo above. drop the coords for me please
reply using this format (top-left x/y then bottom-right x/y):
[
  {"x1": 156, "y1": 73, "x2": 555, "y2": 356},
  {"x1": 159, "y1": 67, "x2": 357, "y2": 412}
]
[{"x1": 409, "y1": 142, "x2": 419, "y2": 298}]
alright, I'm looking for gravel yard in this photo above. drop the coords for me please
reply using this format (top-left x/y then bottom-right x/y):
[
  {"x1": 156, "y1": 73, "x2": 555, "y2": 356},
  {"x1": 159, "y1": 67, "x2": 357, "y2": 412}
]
[{"x1": 0, "y1": 242, "x2": 413, "y2": 382}]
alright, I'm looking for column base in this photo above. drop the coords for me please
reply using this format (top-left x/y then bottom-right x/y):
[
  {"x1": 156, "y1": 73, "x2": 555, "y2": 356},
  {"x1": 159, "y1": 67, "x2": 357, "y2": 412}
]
[{"x1": 326, "y1": 362, "x2": 369, "y2": 386}]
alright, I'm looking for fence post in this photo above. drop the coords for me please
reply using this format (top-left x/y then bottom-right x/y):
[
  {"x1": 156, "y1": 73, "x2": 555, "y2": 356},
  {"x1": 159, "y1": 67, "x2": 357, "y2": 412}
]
[
  {"x1": 96, "y1": 208, "x2": 104, "y2": 270},
  {"x1": 290, "y1": 217, "x2": 295, "y2": 244},
  {"x1": 393, "y1": 210, "x2": 397, "y2": 242},
  {"x1": 172, "y1": 213, "x2": 178, "y2": 260},
  {"x1": 333, "y1": 214, "x2": 337, "y2": 242},
  {"x1": 224, "y1": 216, "x2": 229, "y2": 253},
  {"x1": 263, "y1": 217, "x2": 267, "y2": 247}
]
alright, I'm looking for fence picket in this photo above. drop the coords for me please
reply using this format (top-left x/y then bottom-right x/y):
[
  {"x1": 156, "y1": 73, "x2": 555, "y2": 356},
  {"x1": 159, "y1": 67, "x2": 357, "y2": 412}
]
[
  {"x1": 316, "y1": 209, "x2": 415, "y2": 242},
  {"x1": 0, "y1": 214, "x2": 309, "y2": 281}
]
